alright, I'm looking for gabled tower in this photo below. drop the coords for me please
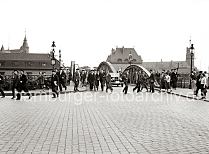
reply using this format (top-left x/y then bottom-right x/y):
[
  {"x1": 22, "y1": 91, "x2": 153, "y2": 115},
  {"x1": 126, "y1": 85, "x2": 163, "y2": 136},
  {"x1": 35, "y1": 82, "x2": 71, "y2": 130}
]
[
  {"x1": 20, "y1": 34, "x2": 29, "y2": 53},
  {"x1": 0, "y1": 45, "x2": 4, "y2": 51}
]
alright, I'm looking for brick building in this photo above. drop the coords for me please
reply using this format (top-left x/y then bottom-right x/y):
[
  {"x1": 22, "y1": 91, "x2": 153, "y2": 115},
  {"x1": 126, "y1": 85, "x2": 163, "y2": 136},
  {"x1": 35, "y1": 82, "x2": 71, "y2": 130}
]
[{"x1": 0, "y1": 35, "x2": 59, "y2": 76}]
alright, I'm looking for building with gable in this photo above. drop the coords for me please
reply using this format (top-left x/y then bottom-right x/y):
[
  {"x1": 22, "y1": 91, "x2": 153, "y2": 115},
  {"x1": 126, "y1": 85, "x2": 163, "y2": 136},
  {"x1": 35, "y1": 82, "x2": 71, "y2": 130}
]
[{"x1": 0, "y1": 35, "x2": 60, "y2": 76}]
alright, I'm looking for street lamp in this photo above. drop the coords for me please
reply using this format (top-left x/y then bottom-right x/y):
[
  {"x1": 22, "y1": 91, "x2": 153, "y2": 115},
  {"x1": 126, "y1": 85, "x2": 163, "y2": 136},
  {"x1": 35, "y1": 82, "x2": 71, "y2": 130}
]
[
  {"x1": 189, "y1": 43, "x2": 194, "y2": 89},
  {"x1": 51, "y1": 41, "x2": 56, "y2": 70},
  {"x1": 128, "y1": 52, "x2": 133, "y2": 84}
]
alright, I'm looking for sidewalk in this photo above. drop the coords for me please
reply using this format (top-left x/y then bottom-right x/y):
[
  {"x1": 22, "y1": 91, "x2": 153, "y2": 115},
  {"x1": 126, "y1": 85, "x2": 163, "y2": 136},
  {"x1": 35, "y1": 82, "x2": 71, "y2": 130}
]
[
  {"x1": 3, "y1": 83, "x2": 87, "y2": 96},
  {"x1": 168, "y1": 88, "x2": 209, "y2": 102}
]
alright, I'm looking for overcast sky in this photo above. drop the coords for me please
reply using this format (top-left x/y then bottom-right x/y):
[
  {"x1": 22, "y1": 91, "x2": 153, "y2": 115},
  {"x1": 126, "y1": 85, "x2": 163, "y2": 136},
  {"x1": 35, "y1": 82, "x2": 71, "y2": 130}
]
[{"x1": 0, "y1": 0, "x2": 209, "y2": 71}]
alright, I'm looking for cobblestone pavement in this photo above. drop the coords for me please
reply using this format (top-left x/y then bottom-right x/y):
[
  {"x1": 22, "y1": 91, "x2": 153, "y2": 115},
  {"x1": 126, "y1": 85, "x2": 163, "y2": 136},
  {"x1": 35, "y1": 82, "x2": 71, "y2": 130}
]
[
  {"x1": 170, "y1": 88, "x2": 209, "y2": 101},
  {"x1": 1, "y1": 87, "x2": 209, "y2": 154}
]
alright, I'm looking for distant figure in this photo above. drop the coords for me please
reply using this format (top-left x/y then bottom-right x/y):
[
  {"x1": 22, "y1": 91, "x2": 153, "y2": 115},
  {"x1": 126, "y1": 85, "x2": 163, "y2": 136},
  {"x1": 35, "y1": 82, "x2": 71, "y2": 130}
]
[
  {"x1": 106, "y1": 72, "x2": 113, "y2": 93},
  {"x1": 149, "y1": 70, "x2": 155, "y2": 93},
  {"x1": 200, "y1": 73, "x2": 207, "y2": 99},
  {"x1": 171, "y1": 69, "x2": 178, "y2": 90},
  {"x1": 122, "y1": 73, "x2": 129, "y2": 94},
  {"x1": 141, "y1": 72, "x2": 149, "y2": 92},
  {"x1": 190, "y1": 70, "x2": 197, "y2": 94},
  {"x1": 88, "y1": 70, "x2": 95, "y2": 91},
  {"x1": 95, "y1": 71, "x2": 100, "y2": 91},
  {"x1": 37, "y1": 72, "x2": 45, "y2": 91},
  {"x1": 133, "y1": 71, "x2": 142, "y2": 93},
  {"x1": 60, "y1": 69, "x2": 67, "y2": 91},
  {"x1": 99, "y1": 70, "x2": 106, "y2": 91},
  {"x1": 81, "y1": 70, "x2": 87, "y2": 87},
  {"x1": 16, "y1": 70, "x2": 31, "y2": 100},
  {"x1": 0, "y1": 74, "x2": 5, "y2": 98},
  {"x1": 11, "y1": 70, "x2": 19, "y2": 99},
  {"x1": 159, "y1": 71, "x2": 166, "y2": 92},
  {"x1": 165, "y1": 71, "x2": 171, "y2": 93},
  {"x1": 195, "y1": 71, "x2": 202, "y2": 96},
  {"x1": 51, "y1": 70, "x2": 59, "y2": 98},
  {"x1": 74, "y1": 69, "x2": 80, "y2": 92}
]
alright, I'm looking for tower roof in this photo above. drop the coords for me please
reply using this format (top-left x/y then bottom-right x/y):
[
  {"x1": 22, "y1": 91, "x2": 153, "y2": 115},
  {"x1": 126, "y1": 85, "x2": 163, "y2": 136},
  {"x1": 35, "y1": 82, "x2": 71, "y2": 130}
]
[
  {"x1": 22, "y1": 34, "x2": 29, "y2": 48},
  {"x1": 0, "y1": 45, "x2": 4, "y2": 51}
]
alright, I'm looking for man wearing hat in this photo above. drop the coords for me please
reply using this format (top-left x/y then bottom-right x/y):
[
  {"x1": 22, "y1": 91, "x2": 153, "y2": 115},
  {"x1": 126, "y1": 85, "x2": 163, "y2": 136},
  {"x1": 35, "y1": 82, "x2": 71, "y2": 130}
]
[
  {"x1": 0, "y1": 74, "x2": 5, "y2": 98},
  {"x1": 88, "y1": 69, "x2": 95, "y2": 91},
  {"x1": 74, "y1": 68, "x2": 80, "y2": 92},
  {"x1": 51, "y1": 70, "x2": 59, "y2": 98}
]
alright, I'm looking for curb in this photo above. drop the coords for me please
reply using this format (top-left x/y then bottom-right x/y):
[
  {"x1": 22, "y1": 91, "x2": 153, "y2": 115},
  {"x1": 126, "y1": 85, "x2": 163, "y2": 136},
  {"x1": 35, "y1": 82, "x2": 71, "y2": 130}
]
[
  {"x1": 155, "y1": 88, "x2": 209, "y2": 102},
  {"x1": 4, "y1": 89, "x2": 88, "y2": 97}
]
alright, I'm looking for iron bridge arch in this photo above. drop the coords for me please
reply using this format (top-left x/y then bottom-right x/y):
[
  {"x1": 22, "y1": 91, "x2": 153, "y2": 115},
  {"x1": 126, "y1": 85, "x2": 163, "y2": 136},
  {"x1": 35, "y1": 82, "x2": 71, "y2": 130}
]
[{"x1": 122, "y1": 65, "x2": 150, "y2": 84}]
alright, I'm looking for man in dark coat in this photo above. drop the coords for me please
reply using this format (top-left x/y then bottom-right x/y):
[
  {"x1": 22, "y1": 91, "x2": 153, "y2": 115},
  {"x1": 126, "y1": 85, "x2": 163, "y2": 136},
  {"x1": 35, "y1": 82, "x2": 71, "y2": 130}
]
[
  {"x1": 16, "y1": 70, "x2": 31, "y2": 100},
  {"x1": 149, "y1": 70, "x2": 155, "y2": 93},
  {"x1": 99, "y1": 70, "x2": 106, "y2": 91},
  {"x1": 0, "y1": 74, "x2": 5, "y2": 98},
  {"x1": 133, "y1": 71, "x2": 142, "y2": 93},
  {"x1": 106, "y1": 72, "x2": 113, "y2": 93},
  {"x1": 51, "y1": 70, "x2": 59, "y2": 98},
  {"x1": 171, "y1": 69, "x2": 178, "y2": 90},
  {"x1": 11, "y1": 70, "x2": 19, "y2": 99},
  {"x1": 95, "y1": 71, "x2": 100, "y2": 91},
  {"x1": 80, "y1": 70, "x2": 87, "y2": 87},
  {"x1": 122, "y1": 72, "x2": 129, "y2": 94},
  {"x1": 74, "y1": 69, "x2": 80, "y2": 92},
  {"x1": 88, "y1": 70, "x2": 95, "y2": 91},
  {"x1": 60, "y1": 69, "x2": 67, "y2": 91}
]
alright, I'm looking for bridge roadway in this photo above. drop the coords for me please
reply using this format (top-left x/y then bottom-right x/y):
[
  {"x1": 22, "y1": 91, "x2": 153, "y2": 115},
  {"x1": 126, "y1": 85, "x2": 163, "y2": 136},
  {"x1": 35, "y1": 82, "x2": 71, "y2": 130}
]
[{"x1": 0, "y1": 87, "x2": 209, "y2": 154}]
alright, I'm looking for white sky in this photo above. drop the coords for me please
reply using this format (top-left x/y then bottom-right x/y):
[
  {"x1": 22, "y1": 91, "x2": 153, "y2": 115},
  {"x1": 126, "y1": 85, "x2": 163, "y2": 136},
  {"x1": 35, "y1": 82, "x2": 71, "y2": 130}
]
[{"x1": 0, "y1": 0, "x2": 209, "y2": 71}]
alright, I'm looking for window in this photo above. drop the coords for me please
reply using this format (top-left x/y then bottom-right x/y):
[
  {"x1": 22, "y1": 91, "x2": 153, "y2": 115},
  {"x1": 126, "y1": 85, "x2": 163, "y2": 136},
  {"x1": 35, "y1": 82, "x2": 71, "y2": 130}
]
[
  {"x1": 117, "y1": 59, "x2": 122, "y2": 63},
  {"x1": 42, "y1": 62, "x2": 47, "y2": 67},
  {"x1": 26, "y1": 72, "x2": 32, "y2": 75},
  {"x1": 12, "y1": 61, "x2": 19, "y2": 67},
  {"x1": 0, "y1": 72, "x2": 5, "y2": 75},
  {"x1": 0, "y1": 61, "x2": 5, "y2": 67},
  {"x1": 124, "y1": 59, "x2": 129, "y2": 62},
  {"x1": 27, "y1": 61, "x2": 33, "y2": 66}
]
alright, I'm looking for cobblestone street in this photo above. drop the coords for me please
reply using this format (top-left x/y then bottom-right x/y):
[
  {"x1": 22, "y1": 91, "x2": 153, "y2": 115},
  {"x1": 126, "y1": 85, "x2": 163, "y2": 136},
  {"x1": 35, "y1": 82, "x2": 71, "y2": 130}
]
[{"x1": 1, "y1": 87, "x2": 209, "y2": 154}]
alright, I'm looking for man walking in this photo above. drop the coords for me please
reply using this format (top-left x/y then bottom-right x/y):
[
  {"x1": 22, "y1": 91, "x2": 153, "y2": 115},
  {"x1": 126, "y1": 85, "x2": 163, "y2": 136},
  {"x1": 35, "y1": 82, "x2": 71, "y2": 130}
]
[
  {"x1": 99, "y1": 70, "x2": 106, "y2": 91},
  {"x1": 51, "y1": 70, "x2": 59, "y2": 98},
  {"x1": 11, "y1": 70, "x2": 19, "y2": 99},
  {"x1": 0, "y1": 74, "x2": 5, "y2": 98},
  {"x1": 88, "y1": 70, "x2": 95, "y2": 91},
  {"x1": 16, "y1": 70, "x2": 31, "y2": 100},
  {"x1": 149, "y1": 70, "x2": 155, "y2": 93},
  {"x1": 74, "y1": 69, "x2": 80, "y2": 92},
  {"x1": 60, "y1": 69, "x2": 67, "y2": 91},
  {"x1": 122, "y1": 72, "x2": 129, "y2": 94},
  {"x1": 133, "y1": 71, "x2": 142, "y2": 93},
  {"x1": 106, "y1": 71, "x2": 113, "y2": 93}
]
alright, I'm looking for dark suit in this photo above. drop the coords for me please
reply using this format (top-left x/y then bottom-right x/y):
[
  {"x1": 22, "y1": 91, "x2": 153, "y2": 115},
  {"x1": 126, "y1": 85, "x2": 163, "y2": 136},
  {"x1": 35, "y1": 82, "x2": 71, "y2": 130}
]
[
  {"x1": 74, "y1": 72, "x2": 80, "y2": 92},
  {"x1": 51, "y1": 74, "x2": 59, "y2": 98},
  {"x1": 149, "y1": 73, "x2": 155, "y2": 93},
  {"x1": 16, "y1": 74, "x2": 31, "y2": 100},
  {"x1": 60, "y1": 71, "x2": 67, "y2": 91},
  {"x1": 11, "y1": 74, "x2": 19, "y2": 98},
  {"x1": 88, "y1": 73, "x2": 95, "y2": 91},
  {"x1": 0, "y1": 75, "x2": 5, "y2": 97},
  {"x1": 99, "y1": 72, "x2": 106, "y2": 91}
]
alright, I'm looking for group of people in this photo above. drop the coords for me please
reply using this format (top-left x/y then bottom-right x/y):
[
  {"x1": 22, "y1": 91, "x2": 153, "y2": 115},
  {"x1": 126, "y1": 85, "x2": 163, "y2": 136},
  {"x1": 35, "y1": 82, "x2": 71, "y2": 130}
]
[
  {"x1": 191, "y1": 70, "x2": 208, "y2": 99},
  {"x1": 75, "y1": 69, "x2": 113, "y2": 93},
  {"x1": 0, "y1": 70, "x2": 31, "y2": 100}
]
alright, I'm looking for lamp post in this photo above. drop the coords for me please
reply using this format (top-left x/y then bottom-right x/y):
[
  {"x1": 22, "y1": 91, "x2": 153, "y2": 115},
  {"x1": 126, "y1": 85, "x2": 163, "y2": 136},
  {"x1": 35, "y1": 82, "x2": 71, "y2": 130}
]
[
  {"x1": 189, "y1": 43, "x2": 194, "y2": 89},
  {"x1": 128, "y1": 52, "x2": 133, "y2": 84},
  {"x1": 51, "y1": 41, "x2": 56, "y2": 70}
]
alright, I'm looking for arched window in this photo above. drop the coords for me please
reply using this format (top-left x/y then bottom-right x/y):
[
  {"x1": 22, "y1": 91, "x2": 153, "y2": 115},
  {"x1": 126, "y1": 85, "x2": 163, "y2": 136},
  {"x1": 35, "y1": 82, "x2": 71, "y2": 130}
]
[
  {"x1": 124, "y1": 59, "x2": 129, "y2": 62},
  {"x1": 117, "y1": 58, "x2": 122, "y2": 63},
  {"x1": 132, "y1": 59, "x2": 136, "y2": 62}
]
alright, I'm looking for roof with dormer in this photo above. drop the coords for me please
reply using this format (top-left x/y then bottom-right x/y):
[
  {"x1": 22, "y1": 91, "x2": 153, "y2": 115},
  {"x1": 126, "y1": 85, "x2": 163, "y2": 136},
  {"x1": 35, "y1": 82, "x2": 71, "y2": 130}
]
[{"x1": 106, "y1": 47, "x2": 143, "y2": 64}]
